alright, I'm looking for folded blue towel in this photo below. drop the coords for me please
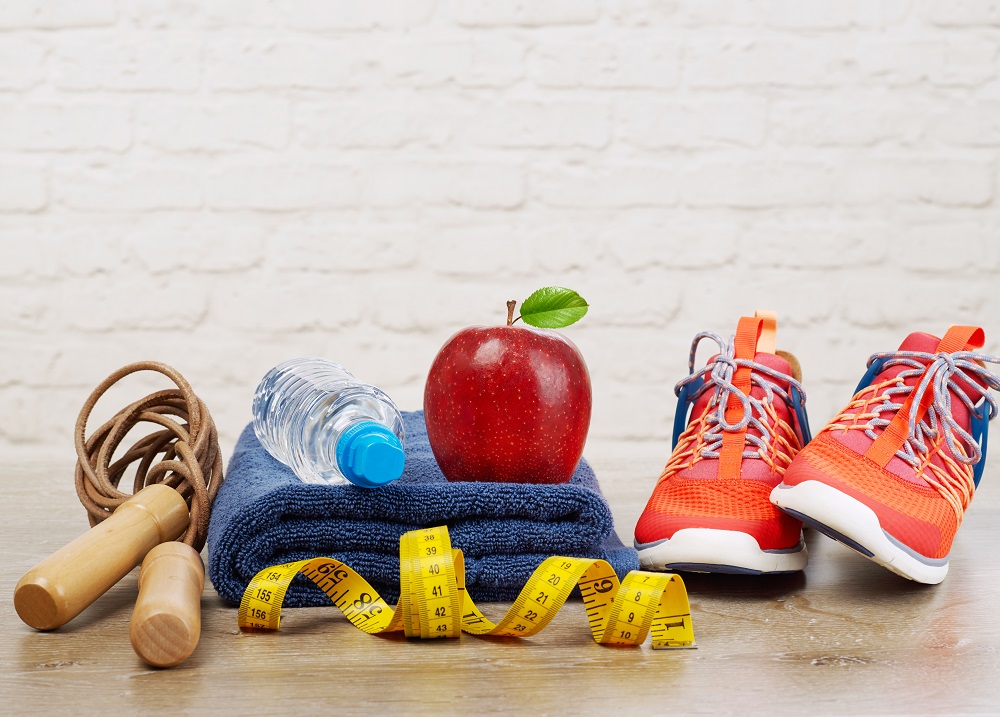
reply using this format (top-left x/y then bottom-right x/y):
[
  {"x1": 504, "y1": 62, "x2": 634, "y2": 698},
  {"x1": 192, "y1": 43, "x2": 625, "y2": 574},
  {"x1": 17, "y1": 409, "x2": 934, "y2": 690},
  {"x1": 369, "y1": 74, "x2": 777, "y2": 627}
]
[{"x1": 208, "y1": 411, "x2": 638, "y2": 606}]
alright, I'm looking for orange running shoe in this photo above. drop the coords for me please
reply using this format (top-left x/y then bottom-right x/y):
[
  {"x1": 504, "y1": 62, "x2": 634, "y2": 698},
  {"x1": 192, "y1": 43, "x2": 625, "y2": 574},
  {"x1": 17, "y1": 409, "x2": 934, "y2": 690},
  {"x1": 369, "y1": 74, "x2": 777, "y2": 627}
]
[
  {"x1": 771, "y1": 326, "x2": 999, "y2": 584},
  {"x1": 634, "y1": 312, "x2": 812, "y2": 574}
]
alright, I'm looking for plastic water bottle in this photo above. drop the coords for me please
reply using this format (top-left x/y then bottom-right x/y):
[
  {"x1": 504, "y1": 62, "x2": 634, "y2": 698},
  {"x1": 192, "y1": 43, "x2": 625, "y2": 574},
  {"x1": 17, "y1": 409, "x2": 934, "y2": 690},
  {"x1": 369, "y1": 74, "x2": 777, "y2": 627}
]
[{"x1": 252, "y1": 358, "x2": 405, "y2": 488}]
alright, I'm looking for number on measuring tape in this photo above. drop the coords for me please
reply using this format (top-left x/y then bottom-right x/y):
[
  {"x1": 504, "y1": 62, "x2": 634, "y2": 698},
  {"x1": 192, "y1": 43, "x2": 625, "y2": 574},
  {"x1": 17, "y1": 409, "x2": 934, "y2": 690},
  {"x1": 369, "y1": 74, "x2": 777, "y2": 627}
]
[{"x1": 237, "y1": 525, "x2": 696, "y2": 649}]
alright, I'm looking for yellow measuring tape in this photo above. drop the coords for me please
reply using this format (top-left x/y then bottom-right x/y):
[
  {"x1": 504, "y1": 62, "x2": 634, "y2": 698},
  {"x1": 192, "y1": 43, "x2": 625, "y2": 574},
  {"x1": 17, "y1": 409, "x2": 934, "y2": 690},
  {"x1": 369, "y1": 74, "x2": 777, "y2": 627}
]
[{"x1": 239, "y1": 525, "x2": 695, "y2": 649}]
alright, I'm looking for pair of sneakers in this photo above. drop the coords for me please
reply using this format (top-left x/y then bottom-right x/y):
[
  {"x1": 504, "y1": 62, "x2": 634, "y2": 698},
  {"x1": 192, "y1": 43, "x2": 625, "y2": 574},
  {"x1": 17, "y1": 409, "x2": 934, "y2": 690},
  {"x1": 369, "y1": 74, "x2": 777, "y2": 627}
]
[{"x1": 634, "y1": 312, "x2": 1000, "y2": 585}]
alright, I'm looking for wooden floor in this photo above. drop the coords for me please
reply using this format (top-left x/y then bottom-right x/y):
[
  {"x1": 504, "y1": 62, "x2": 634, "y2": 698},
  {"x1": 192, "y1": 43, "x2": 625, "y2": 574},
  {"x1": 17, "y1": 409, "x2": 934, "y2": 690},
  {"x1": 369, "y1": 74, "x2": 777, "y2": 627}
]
[{"x1": 3, "y1": 453, "x2": 999, "y2": 716}]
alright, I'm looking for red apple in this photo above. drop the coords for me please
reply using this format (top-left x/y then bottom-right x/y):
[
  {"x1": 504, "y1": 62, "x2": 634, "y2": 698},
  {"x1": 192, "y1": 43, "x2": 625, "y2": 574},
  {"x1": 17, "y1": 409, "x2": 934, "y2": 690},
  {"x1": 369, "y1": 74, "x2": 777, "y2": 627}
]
[{"x1": 423, "y1": 321, "x2": 592, "y2": 484}]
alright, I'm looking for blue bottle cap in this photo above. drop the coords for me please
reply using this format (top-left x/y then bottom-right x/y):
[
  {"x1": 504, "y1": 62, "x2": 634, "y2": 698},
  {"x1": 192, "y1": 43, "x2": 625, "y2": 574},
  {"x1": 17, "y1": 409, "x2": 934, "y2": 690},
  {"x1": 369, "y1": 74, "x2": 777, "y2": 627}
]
[{"x1": 335, "y1": 421, "x2": 405, "y2": 488}]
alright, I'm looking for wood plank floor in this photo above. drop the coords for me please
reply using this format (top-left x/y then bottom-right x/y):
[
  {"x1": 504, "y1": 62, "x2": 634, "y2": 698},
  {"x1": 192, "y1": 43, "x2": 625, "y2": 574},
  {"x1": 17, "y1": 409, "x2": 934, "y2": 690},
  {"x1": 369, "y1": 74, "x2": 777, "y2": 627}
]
[{"x1": 3, "y1": 453, "x2": 998, "y2": 716}]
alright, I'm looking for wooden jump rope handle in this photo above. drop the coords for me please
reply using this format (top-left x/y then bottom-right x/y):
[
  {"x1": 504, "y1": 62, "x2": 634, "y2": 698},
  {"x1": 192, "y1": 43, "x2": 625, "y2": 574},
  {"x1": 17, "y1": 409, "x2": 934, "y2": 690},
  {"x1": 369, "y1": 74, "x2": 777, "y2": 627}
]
[
  {"x1": 14, "y1": 484, "x2": 190, "y2": 631},
  {"x1": 130, "y1": 541, "x2": 205, "y2": 668}
]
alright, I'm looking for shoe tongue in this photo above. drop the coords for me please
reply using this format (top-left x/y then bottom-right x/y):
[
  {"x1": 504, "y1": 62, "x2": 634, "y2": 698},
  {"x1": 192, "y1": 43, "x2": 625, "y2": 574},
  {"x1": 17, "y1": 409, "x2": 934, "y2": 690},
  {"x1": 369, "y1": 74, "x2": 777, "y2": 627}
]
[{"x1": 897, "y1": 331, "x2": 942, "y2": 353}]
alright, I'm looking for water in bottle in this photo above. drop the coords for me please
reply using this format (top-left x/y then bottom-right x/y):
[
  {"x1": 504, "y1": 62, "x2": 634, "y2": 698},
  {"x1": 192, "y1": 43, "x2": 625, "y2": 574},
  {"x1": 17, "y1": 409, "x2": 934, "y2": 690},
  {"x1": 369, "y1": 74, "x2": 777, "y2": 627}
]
[{"x1": 252, "y1": 358, "x2": 405, "y2": 488}]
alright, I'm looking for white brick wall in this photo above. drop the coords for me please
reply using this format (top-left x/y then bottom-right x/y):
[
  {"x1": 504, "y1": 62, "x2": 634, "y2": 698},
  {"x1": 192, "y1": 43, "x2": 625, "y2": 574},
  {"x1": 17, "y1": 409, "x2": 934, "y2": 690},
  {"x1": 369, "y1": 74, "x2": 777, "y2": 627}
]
[{"x1": 1, "y1": 1, "x2": 999, "y2": 471}]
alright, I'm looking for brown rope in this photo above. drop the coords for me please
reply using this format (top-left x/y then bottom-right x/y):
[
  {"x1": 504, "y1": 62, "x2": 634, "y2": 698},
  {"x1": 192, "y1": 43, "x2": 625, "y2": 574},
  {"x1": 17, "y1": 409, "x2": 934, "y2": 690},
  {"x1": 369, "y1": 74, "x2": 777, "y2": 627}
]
[{"x1": 73, "y1": 361, "x2": 224, "y2": 552}]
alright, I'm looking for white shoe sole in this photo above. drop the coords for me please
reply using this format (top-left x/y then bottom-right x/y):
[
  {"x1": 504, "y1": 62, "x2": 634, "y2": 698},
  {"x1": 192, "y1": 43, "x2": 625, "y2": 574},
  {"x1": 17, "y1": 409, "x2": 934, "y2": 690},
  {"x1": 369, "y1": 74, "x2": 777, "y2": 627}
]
[
  {"x1": 635, "y1": 528, "x2": 807, "y2": 575},
  {"x1": 770, "y1": 480, "x2": 949, "y2": 585}
]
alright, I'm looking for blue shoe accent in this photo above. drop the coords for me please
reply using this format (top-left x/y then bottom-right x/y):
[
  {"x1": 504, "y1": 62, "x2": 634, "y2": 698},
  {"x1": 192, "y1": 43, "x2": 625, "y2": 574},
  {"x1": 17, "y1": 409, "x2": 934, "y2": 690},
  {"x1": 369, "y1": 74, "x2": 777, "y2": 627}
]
[
  {"x1": 671, "y1": 377, "x2": 703, "y2": 450},
  {"x1": 853, "y1": 357, "x2": 885, "y2": 394},
  {"x1": 971, "y1": 404, "x2": 989, "y2": 488},
  {"x1": 791, "y1": 384, "x2": 812, "y2": 446}
]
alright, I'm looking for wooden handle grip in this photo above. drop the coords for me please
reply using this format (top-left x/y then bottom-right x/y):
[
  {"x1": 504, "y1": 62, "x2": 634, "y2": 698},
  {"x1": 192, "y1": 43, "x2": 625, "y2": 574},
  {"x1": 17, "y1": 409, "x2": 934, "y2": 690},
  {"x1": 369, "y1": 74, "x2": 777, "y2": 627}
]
[
  {"x1": 130, "y1": 542, "x2": 204, "y2": 668},
  {"x1": 13, "y1": 483, "x2": 189, "y2": 631}
]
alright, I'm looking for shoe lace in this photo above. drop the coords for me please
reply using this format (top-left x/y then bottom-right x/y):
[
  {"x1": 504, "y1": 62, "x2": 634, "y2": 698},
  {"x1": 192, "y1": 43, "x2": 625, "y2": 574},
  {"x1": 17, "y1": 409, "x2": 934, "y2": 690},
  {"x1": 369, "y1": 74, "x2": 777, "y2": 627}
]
[
  {"x1": 665, "y1": 331, "x2": 806, "y2": 477},
  {"x1": 825, "y1": 349, "x2": 1000, "y2": 515}
]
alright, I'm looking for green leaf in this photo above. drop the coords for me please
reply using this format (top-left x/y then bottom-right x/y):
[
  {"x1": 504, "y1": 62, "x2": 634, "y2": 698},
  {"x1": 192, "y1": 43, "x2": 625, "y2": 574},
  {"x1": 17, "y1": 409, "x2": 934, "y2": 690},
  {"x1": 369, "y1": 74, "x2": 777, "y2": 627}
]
[{"x1": 519, "y1": 286, "x2": 589, "y2": 329}]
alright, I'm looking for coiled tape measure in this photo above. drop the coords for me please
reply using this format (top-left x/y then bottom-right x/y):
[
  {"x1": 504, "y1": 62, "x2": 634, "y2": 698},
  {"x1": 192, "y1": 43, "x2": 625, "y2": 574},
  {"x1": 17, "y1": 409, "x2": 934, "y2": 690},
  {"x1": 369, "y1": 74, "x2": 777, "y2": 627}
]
[{"x1": 239, "y1": 525, "x2": 696, "y2": 649}]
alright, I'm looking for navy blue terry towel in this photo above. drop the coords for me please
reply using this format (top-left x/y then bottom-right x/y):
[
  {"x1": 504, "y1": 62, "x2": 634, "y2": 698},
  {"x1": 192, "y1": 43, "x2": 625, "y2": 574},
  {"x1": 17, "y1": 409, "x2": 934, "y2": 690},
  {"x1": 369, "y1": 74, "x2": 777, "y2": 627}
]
[{"x1": 208, "y1": 411, "x2": 639, "y2": 606}]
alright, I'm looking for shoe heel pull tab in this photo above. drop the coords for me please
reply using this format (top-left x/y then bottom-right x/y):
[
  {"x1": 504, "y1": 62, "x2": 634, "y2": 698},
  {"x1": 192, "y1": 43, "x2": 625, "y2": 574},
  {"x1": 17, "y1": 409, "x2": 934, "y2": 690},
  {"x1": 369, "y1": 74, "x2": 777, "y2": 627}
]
[{"x1": 754, "y1": 310, "x2": 777, "y2": 355}]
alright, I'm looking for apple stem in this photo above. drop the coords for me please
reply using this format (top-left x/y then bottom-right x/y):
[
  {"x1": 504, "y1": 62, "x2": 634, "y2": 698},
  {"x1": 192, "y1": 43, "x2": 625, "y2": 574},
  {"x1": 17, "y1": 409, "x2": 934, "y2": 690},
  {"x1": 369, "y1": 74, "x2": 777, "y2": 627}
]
[{"x1": 506, "y1": 300, "x2": 516, "y2": 326}]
